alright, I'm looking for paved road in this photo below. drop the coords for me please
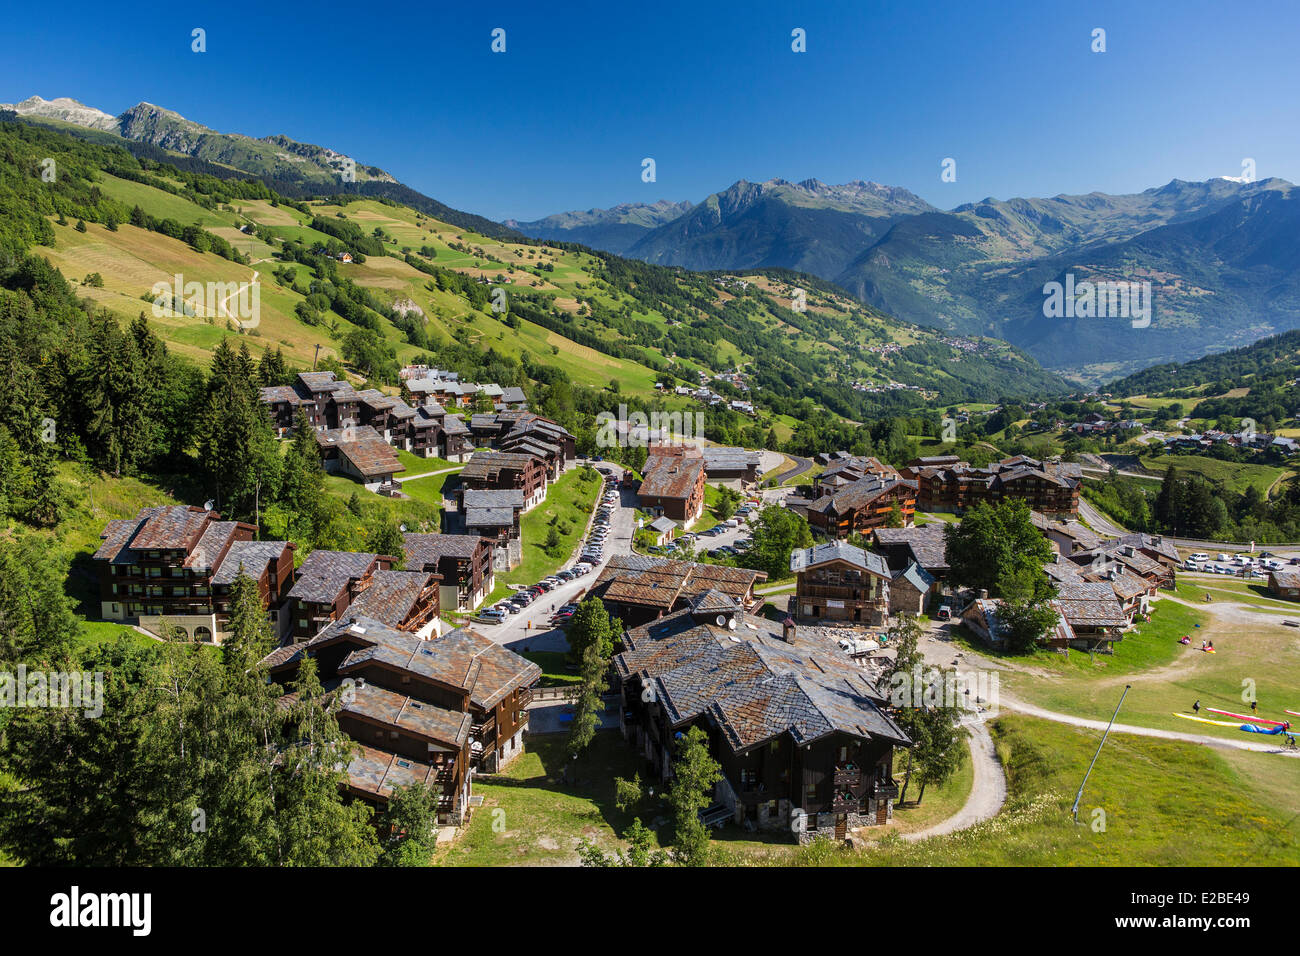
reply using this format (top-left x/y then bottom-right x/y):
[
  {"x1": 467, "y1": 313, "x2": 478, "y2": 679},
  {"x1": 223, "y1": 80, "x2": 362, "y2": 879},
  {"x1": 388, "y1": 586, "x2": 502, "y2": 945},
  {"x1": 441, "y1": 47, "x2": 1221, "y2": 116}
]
[
  {"x1": 480, "y1": 462, "x2": 632, "y2": 653},
  {"x1": 767, "y1": 454, "x2": 813, "y2": 486},
  {"x1": 1078, "y1": 465, "x2": 1163, "y2": 481},
  {"x1": 1079, "y1": 495, "x2": 1300, "y2": 554},
  {"x1": 477, "y1": 466, "x2": 765, "y2": 652},
  {"x1": 1077, "y1": 496, "x2": 1129, "y2": 538}
]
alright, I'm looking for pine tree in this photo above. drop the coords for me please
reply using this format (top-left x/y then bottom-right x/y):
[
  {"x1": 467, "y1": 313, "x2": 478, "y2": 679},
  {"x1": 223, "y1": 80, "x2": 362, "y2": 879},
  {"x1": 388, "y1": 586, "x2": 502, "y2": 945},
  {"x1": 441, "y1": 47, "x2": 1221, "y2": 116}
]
[
  {"x1": 365, "y1": 516, "x2": 406, "y2": 566},
  {"x1": 277, "y1": 655, "x2": 380, "y2": 866},
  {"x1": 667, "y1": 726, "x2": 721, "y2": 866},
  {"x1": 379, "y1": 785, "x2": 440, "y2": 866},
  {"x1": 565, "y1": 640, "x2": 609, "y2": 760}
]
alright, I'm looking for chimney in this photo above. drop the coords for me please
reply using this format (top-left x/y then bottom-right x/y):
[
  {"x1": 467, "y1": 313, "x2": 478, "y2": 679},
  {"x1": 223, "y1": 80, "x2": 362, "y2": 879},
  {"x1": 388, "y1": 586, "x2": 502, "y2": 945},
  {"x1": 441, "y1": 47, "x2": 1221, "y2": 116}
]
[
  {"x1": 782, "y1": 616, "x2": 796, "y2": 643},
  {"x1": 978, "y1": 589, "x2": 989, "y2": 600}
]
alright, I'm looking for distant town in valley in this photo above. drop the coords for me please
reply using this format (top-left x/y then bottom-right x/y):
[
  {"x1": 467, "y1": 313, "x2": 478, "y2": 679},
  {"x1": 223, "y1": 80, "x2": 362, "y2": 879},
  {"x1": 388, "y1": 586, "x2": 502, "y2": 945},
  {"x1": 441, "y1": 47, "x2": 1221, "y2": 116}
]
[{"x1": 0, "y1": 3, "x2": 1296, "y2": 900}]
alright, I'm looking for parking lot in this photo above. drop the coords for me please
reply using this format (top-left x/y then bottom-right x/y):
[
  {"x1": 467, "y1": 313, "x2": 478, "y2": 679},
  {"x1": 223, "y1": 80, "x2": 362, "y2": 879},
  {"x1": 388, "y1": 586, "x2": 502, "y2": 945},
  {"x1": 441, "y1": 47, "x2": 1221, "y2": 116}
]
[
  {"x1": 472, "y1": 461, "x2": 635, "y2": 652},
  {"x1": 648, "y1": 500, "x2": 763, "y2": 562},
  {"x1": 1180, "y1": 549, "x2": 1294, "y2": 579}
]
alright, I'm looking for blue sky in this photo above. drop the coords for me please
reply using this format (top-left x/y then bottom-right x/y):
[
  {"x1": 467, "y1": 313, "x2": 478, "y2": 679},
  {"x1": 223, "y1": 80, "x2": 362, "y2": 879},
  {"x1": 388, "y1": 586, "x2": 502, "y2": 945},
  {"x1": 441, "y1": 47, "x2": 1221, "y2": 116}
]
[{"x1": 3, "y1": 0, "x2": 1298, "y2": 221}]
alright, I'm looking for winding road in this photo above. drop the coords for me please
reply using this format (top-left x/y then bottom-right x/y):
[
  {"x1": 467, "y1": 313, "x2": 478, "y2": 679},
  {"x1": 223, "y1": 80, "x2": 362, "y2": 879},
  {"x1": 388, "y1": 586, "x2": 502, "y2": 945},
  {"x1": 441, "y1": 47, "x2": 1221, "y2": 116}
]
[
  {"x1": 767, "y1": 454, "x2": 813, "y2": 485},
  {"x1": 901, "y1": 720, "x2": 1008, "y2": 841}
]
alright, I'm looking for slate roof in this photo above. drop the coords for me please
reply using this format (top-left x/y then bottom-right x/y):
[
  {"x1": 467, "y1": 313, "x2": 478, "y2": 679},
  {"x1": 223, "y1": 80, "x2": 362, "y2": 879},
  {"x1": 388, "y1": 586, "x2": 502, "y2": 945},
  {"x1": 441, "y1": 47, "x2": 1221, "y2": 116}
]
[
  {"x1": 790, "y1": 541, "x2": 890, "y2": 577},
  {"x1": 404, "y1": 533, "x2": 484, "y2": 566},
  {"x1": 1052, "y1": 579, "x2": 1131, "y2": 627},
  {"x1": 315, "y1": 425, "x2": 402, "y2": 478},
  {"x1": 130, "y1": 505, "x2": 213, "y2": 551},
  {"x1": 186, "y1": 521, "x2": 241, "y2": 570},
  {"x1": 1073, "y1": 543, "x2": 1165, "y2": 580},
  {"x1": 465, "y1": 507, "x2": 515, "y2": 528},
  {"x1": 1030, "y1": 511, "x2": 1103, "y2": 551},
  {"x1": 872, "y1": 525, "x2": 949, "y2": 571},
  {"x1": 462, "y1": 489, "x2": 525, "y2": 510},
  {"x1": 288, "y1": 550, "x2": 378, "y2": 604},
  {"x1": 614, "y1": 607, "x2": 909, "y2": 752},
  {"x1": 442, "y1": 414, "x2": 470, "y2": 436},
  {"x1": 702, "y1": 446, "x2": 762, "y2": 472},
  {"x1": 298, "y1": 371, "x2": 345, "y2": 393},
  {"x1": 689, "y1": 588, "x2": 739, "y2": 615},
  {"x1": 346, "y1": 570, "x2": 438, "y2": 626},
  {"x1": 892, "y1": 562, "x2": 936, "y2": 593},
  {"x1": 1112, "y1": 532, "x2": 1180, "y2": 564},
  {"x1": 93, "y1": 506, "x2": 256, "y2": 570},
  {"x1": 259, "y1": 384, "x2": 302, "y2": 405},
  {"x1": 815, "y1": 476, "x2": 915, "y2": 515},
  {"x1": 502, "y1": 437, "x2": 560, "y2": 461},
  {"x1": 594, "y1": 554, "x2": 766, "y2": 610},
  {"x1": 649, "y1": 516, "x2": 677, "y2": 534},
  {"x1": 355, "y1": 388, "x2": 398, "y2": 411},
  {"x1": 341, "y1": 680, "x2": 471, "y2": 749},
  {"x1": 345, "y1": 744, "x2": 438, "y2": 800},
  {"x1": 500, "y1": 386, "x2": 527, "y2": 405},
  {"x1": 461, "y1": 451, "x2": 540, "y2": 481},
  {"x1": 1270, "y1": 569, "x2": 1300, "y2": 589},
  {"x1": 328, "y1": 618, "x2": 540, "y2": 710},
  {"x1": 212, "y1": 540, "x2": 290, "y2": 586},
  {"x1": 638, "y1": 456, "x2": 704, "y2": 500},
  {"x1": 819, "y1": 456, "x2": 899, "y2": 484}
]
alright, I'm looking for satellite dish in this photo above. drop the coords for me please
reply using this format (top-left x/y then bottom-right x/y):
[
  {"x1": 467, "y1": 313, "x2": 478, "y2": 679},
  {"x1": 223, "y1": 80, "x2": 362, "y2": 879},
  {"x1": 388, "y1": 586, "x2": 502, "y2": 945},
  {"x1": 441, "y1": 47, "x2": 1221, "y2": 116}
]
[
  {"x1": 728, "y1": 618, "x2": 737, "y2": 630},
  {"x1": 399, "y1": 524, "x2": 407, "y2": 533},
  {"x1": 203, "y1": 499, "x2": 215, "y2": 511},
  {"x1": 715, "y1": 615, "x2": 726, "y2": 627}
]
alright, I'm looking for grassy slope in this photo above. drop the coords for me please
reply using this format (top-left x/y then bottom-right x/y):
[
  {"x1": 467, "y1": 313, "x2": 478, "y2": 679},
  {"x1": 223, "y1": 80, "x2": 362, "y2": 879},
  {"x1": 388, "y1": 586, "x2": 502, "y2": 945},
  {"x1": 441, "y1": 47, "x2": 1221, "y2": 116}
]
[
  {"x1": 480, "y1": 466, "x2": 603, "y2": 607},
  {"x1": 436, "y1": 713, "x2": 1297, "y2": 867},
  {"x1": 1139, "y1": 454, "x2": 1288, "y2": 495},
  {"x1": 944, "y1": 589, "x2": 1300, "y2": 746},
  {"x1": 721, "y1": 715, "x2": 1299, "y2": 866}
]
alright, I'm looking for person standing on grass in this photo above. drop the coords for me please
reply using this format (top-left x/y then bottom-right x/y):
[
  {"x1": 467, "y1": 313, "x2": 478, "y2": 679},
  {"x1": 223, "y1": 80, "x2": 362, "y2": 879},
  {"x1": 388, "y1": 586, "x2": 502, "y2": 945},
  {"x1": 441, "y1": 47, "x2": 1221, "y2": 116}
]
[{"x1": 1193, "y1": 699, "x2": 1201, "y2": 714}]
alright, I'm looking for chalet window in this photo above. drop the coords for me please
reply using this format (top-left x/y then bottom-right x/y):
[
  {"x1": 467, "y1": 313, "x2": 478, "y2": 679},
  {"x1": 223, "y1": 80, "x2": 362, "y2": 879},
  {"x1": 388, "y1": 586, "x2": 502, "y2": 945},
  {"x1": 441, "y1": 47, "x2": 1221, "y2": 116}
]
[{"x1": 804, "y1": 782, "x2": 818, "y2": 804}]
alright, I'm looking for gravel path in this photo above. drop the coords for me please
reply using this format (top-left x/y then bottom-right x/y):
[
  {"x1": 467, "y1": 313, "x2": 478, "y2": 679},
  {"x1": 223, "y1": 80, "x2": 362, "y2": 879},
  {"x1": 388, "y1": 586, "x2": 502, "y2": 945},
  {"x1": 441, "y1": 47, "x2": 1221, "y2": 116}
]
[
  {"x1": 901, "y1": 719, "x2": 1007, "y2": 841},
  {"x1": 998, "y1": 694, "x2": 1300, "y2": 756}
]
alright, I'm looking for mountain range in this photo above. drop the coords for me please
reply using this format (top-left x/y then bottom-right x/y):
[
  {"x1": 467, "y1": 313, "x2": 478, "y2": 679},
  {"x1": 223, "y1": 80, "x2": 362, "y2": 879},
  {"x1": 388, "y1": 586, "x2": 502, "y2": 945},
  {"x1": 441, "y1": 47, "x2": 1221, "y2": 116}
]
[
  {"x1": 10, "y1": 94, "x2": 1299, "y2": 385},
  {"x1": 503, "y1": 200, "x2": 694, "y2": 254},
  {"x1": 510, "y1": 175, "x2": 1300, "y2": 380},
  {"x1": 1, "y1": 95, "x2": 516, "y2": 239}
]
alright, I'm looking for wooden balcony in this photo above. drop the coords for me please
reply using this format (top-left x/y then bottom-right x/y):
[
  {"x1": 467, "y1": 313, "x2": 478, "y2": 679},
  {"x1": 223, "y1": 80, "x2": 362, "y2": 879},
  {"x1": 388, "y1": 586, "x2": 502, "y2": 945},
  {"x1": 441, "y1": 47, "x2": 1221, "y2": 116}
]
[
  {"x1": 870, "y1": 778, "x2": 900, "y2": 801},
  {"x1": 832, "y1": 767, "x2": 862, "y2": 787},
  {"x1": 798, "y1": 585, "x2": 873, "y2": 600}
]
